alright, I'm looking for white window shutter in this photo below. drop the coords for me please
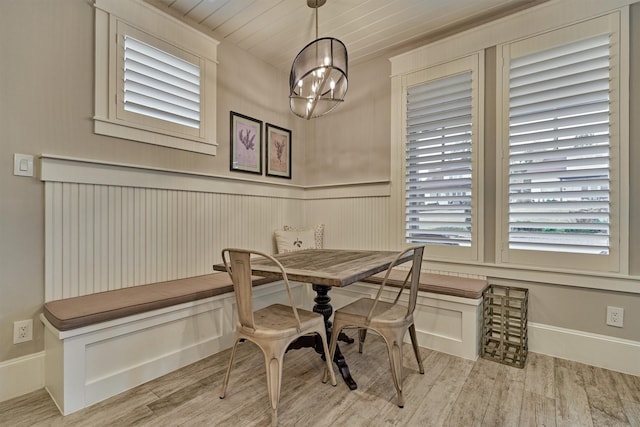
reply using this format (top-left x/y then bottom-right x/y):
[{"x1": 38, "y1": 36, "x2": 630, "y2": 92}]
[
  {"x1": 405, "y1": 71, "x2": 473, "y2": 247},
  {"x1": 507, "y1": 34, "x2": 611, "y2": 254},
  {"x1": 123, "y1": 36, "x2": 201, "y2": 129}
]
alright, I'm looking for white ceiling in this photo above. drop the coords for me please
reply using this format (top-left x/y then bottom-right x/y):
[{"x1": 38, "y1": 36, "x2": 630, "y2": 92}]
[{"x1": 144, "y1": 0, "x2": 547, "y2": 72}]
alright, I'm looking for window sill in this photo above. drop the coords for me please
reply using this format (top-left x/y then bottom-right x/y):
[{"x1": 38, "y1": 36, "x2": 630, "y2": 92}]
[
  {"x1": 423, "y1": 258, "x2": 640, "y2": 294},
  {"x1": 94, "y1": 118, "x2": 217, "y2": 156}
]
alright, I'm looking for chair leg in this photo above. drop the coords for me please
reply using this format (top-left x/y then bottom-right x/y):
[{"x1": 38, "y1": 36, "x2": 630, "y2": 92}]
[
  {"x1": 219, "y1": 337, "x2": 240, "y2": 399},
  {"x1": 264, "y1": 354, "x2": 283, "y2": 427},
  {"x1": 358, "y1": 328, "x2": 368, "y2": 353},
  {"x1": 408, "y1": 324, "x2": 424, "y2": 374},
  {"x1": 324, "y1": 321, "x2": 343, "y2": 383},
  {"x1": 318, "y1": 330, "x2": 337, "y2": 386},
  {"x1": 383, "y1": 334, "x2": 405, "y2": 408}
]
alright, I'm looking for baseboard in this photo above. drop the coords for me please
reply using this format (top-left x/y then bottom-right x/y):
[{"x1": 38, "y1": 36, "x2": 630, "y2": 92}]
[
  {"x1": 0, "y1": 351, "x2": 45, "y2": 402},
  {"x1": 528, "y1": 322, "x2": 640, "y2": 376}
]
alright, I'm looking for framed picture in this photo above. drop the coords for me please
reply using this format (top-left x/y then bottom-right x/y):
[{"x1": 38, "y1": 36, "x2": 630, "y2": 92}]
[
  {"x1": 265, "y1": 123, "x2": 292, "y2": 179},
  {"x1": 230, "y1": 111, "x2": 262, "y2": 174}
]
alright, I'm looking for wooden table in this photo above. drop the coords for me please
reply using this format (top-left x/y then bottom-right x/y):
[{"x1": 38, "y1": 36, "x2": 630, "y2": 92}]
[{"x1": 214, "y1": 248, "x2": 412, "y2": 390}]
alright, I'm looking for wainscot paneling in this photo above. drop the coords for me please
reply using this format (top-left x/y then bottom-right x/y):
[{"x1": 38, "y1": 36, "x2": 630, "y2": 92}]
[
  {"x1": 41, "y1": 155, "x2": 397, "y2": 301},
  {"x1": 44, "y1": 181, "x2": 304, "y2": 301}
]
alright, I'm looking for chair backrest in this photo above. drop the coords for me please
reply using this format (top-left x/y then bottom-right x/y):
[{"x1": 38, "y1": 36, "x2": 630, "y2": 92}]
[
  {"x1": 221, "y1": 248, "x2": 302, "y2": 331},
  {"x1": 367, "y1": 245, "x2": 425, "y2": 323}
]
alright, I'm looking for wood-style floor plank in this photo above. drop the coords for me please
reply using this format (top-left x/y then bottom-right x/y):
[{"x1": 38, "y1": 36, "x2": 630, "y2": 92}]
[
  {"x1": 518, "y1": 390, "x2": 557, "y2": 427},
  {"x1": 481, "y1": 362, "x2": 526, "y2": 426},
  {"x1": 1, "y1": 333, "x2": 640, "y2": 427},
  {"x1": 404, "y1": 352, "x2": 475, "y2": 425},
  {"x1": 554, "y1": 358, "x2": 594, "y2": 427},
  {"x1": 582, "y1": 364, "x2": 631, "y2": 426},
  {"x1": 524, "y1": 351, "x2": 555, "y2": 399},
  {"x1": 444, "y1": 357, "x2": 500, "y2": 427}
]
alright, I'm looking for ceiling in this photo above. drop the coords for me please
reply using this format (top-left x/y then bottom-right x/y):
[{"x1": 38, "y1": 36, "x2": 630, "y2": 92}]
[{"x1": 144, "y1": 0, "x2": 547, "y2": 73}]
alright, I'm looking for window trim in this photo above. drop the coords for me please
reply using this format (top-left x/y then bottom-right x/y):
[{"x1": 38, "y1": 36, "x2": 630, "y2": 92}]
[
  {"x1": 94, "y1": 0, "x2": 219, "y2": 155},
  {"x1": 390, "y1": 2, "x2": 633, "y2": 284},
  {"x1": 495, "y1": 11, "x2": 629, "y2": 274}
]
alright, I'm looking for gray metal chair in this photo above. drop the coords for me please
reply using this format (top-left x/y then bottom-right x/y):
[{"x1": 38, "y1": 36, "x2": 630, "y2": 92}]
[
  {"x1": 326, "y1": 245, "x2": 425, "y2": 407},
  {"x1": 219, "y1": 248, "x2": 336, "y2": 427}
]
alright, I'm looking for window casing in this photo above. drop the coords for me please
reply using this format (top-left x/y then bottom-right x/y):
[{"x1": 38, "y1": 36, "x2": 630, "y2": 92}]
[
  {"x1": 94, "y1": 0, "x2": 218, "y2": 155},
  {"x1": 402, "y1": 54, "x2": 483, "y2": 261},
  {"x1": 497, "y1": 14, "x2": 625, "y2": 272}
]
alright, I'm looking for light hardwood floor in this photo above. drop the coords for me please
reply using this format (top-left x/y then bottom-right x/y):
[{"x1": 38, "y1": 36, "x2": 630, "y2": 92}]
[{"x1": 2, "y1": 333, "x2": 639, "y2": 426}]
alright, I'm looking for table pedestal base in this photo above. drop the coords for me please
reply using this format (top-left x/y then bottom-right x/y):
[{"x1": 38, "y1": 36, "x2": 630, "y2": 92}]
[{"x1": 287, "y1": 284, "x2": 357, "y2": 390}]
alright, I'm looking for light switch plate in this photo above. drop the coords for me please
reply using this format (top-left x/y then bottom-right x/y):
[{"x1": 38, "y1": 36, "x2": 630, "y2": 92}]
[{"x1": 14, "y1": 153, "x2": 34, "y2": 177}]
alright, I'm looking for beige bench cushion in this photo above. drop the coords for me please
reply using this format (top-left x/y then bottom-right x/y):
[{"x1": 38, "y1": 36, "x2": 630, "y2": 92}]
[
  {"x1": 362, "y1": 269, "x2": 488, "y2": 299},
  {"x1": 43, "y1": 273, "x2": 275, "y2": 331}
]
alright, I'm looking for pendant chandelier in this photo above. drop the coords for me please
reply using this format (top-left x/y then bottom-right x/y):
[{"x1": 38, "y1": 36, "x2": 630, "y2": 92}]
[{"x1": 289, "y1": 0, "x2": 348, "y2": 120}]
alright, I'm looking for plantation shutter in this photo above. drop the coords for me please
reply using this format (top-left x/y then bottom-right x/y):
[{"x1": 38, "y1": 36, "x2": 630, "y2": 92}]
[
  {"x1": 123, "y1": 36, "x2": 201, "y2": 129},
  {"x1": 405, "y1": 72, "x2": 473, "y2": 247},
  {"x1": 508, "y1": 34, "x2": 611, "y2": 254}
]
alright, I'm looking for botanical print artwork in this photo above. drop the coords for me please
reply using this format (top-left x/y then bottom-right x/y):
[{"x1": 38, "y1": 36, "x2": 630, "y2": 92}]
[
  {"x1": 265, "y1": 123, "x2": 291, "y2": 179},
  {"x1": 235, "y1": 121, "x2": 258, "y2": 169},
  {"x1": 268, "y1": 130, "x2": 288, "y2": 173}
]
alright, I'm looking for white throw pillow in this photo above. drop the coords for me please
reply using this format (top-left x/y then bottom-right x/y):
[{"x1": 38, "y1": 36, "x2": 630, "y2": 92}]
[
  {"x1": 274, "y1": 229, "x2": 317, "y2": 253},
  {"x1": 283, "y1": 224, "x2": 324, "y2": 249}
]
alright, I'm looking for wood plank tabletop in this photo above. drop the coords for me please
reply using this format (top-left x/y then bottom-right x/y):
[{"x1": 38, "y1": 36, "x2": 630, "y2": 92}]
[{"x1": 213, "y1": 249, "x2": 411, "y2": 287}]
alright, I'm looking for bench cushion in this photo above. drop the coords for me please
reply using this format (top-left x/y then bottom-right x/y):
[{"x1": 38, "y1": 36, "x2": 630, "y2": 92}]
[
  {"x1": 362, "y1": 269, "x2": 488, "y2": 299},
  {"x1": 43, "y1": 273, "x2": 275, "y2": 331}
]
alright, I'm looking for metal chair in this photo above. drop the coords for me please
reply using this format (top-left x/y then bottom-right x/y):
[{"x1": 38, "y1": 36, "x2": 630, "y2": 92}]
[
  {"x1": 326, "y1": 245, "x2": 425, "y2": 407},
  {"x1": 219, "y1": 248, "x2": 336, "y2": 427}
]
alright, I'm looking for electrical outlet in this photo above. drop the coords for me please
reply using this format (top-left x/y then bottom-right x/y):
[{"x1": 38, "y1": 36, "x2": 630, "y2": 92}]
[
  {"x1": 13, "y1": 319, "x2": 33, "y2": 344},
  {"x1": 606, "y1": 306, "x2": 624, "y2": 328}
]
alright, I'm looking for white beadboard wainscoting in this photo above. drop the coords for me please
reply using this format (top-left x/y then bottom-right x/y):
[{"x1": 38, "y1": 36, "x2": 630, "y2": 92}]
[
  {"x1": 41, "y1": 155, "x2": 393, "y2": 301},
  {"x1": 44, "y1": 182, "x2": 302, "y2": 300}
]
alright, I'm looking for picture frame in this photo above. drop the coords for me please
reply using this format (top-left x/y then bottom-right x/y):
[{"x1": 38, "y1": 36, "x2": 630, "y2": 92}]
[
  {"x1": 230, "y1": 111, "x2": 262, "y2": 175},
  {"x1": 265, "y1": 123, "x2": 292, "y2": 179}
]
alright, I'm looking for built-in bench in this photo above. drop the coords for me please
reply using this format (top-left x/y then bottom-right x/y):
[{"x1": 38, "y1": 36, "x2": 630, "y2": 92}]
[
  {"x1": 40, "y1": 268, "x2": 488, "y2": 416},
  {"x1": 40, "y1": 272, "x2": 288, "y2": 415},
  {"x1": 330, "y1": 269, "x2": 488, "y2": 361}
]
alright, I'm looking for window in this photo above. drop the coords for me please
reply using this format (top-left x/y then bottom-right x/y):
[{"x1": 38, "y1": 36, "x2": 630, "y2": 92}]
[
  {"x1": 402, "y1": 55, "x2": 482, "y2": 261},
  {"x1": 498, "y1": 14, "x2": 625, "y2": 272},
  {"x1": 94, "y1": 0, "x2": 219, "y2": 155}
]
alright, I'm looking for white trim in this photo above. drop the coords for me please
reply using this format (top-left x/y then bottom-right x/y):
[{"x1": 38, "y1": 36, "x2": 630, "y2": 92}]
[
  {"x1": 93, "y1": 0, "x2": 218, "y2": 155},
  {"x1": 93, "y1": 0, "x2": 219, "y2": 57},
  {"x1": 40, "y1": 154, "x2": 304, "y2": 199},
  {"x1": 39, "y1": 154, "x2": 390, "y2": 200},
  {"x1": 617, "y1": 6, "x2": 631, "y2": 275},
  {"x1": 304, "y1": 181, "x2": 390, "y2": 199},
  {"x1": 94, "y1": 119, "x2": 217, "y2": 155},
  {"x1": 0, "y1": 352, "x2": 45, "y2": 403},
  {"x1": 390, "y1": 0, "x2": 639, "y2": 76},
  {"x1": 421, "y1": 259, "x2": 640, "y2": 294},
  {"x1": 529, "y1": 322, "x2": 640, "y2": 376}
]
